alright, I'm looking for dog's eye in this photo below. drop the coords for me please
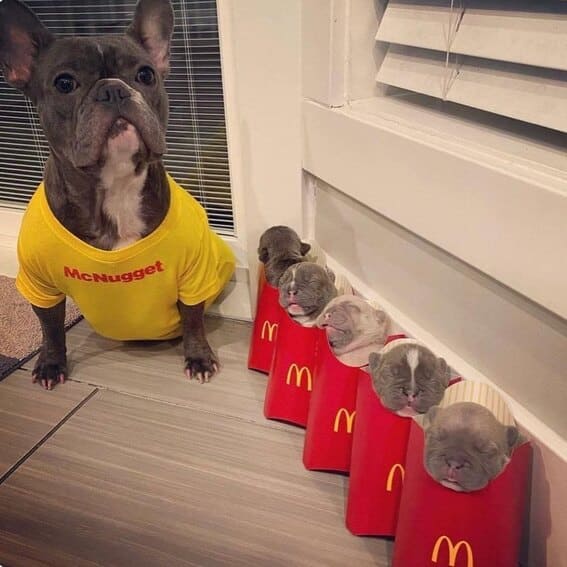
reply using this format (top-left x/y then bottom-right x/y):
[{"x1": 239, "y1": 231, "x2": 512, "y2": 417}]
[
  {"x1": 54, "y1": 73, "x2": 78, "y2": 94},
  {"x1": 136, "y1": 66, "x2": 156, "y2": 86}
]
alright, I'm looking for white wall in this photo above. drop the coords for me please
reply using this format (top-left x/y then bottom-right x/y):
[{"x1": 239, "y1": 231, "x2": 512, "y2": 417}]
[{"x1": 219, "y1": 0, "x2": 304, "y2": 312}]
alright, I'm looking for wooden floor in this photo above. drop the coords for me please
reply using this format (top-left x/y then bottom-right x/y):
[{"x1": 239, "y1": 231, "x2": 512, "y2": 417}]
[{"x1": 0, "y1": 318, "x2": 392, "y2": 566}]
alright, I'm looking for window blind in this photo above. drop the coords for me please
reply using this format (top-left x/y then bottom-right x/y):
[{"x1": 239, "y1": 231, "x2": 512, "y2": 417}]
[
  {"x1": 0, "y1": 0, "x2": 234, "y2": 235},
  {"x1": 375, "y1": 1, "x2": 567, "y2": 134}
]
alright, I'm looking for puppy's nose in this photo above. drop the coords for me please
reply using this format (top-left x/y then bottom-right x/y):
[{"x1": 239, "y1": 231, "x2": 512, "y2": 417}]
[
  {"x1": 288, "y1": 290, "x2": 297, "y2": 297},
  {"x1": 447, "y1": 459, "x2": 464, "y2": 471},
  {"x1": 96, "y1": 83, "x2": 131, "y2": 104}
]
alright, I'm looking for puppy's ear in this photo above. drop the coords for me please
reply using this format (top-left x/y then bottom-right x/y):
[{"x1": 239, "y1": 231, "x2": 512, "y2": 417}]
[
  {"x1": 127, "y1": 0, "x2": 174, "y2": 77},
  {"x1": 257, "y1": 246, "x2": 269, "y2": 263},
  {"x1": 300, "y1": 241, "x2": 311, "y2": 256},
  {"x1": 506, "y1": 426, "x2": 519, "y2": 451},
  {"x1": 0, "y1": 0, "x2": 53, "y2": 93},
  {"x1": 437, "y1": 357, "x2": 450, "y2": 386},
  {"x1": 368, "y1": 351, "x2": 381, "y2": 372}
]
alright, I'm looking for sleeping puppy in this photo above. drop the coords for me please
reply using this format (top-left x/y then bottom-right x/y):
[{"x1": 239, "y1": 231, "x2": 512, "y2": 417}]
[
  {"x1": 316, "y1": 295, "x2": 390, "y2": 367},
  {"x1": 423, "y1": 402, "x2": 519, "y2": 492},
  {"x1": 257, "y1": 226, "x2": 311, "y2": 287},
  {"x1": 0, "y1": 0, "x2": 235, "y2": 389},
  {"x1": 368, "y1": 339, "x2": 450, "y2": 416},
  {"x1": 278, "y1": 262, "x2": 337, "y2": 327}
]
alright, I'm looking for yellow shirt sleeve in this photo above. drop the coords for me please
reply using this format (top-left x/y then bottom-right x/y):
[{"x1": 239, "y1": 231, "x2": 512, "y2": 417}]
[
  {"x1": 177, "y1": 221, "x2": 235, "y2": 307},
  {"x1": 16, "y1": 237, "x2": 65, "y2": 309}
]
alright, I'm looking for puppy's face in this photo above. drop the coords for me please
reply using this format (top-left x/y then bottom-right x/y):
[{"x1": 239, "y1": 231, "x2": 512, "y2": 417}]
[
  {"x1": 369, "y1": 342, "x2": 450, "y2": 416},
  {"x1": 423, "y1": 402, "x2": 519, "y2": 492},
  {"x1": 0, "y1": 0, "x2": 174, "y2": 171},
  {"x1": 317, "y1": 295, "x2": 389, "y2": 354},
  {"x1": 278, "y1": 263, "x2": 336, "y2": 320}
]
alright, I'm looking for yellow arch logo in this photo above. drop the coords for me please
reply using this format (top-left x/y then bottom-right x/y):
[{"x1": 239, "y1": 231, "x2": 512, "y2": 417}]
[
  {"x1": 431, "y1": 536, "x2": 474, "y2": 567},
  {"x1": 286, "y1": 364, "x2": 312, "y2": 391},
  {"x1": 333, "y1": 408, "x2": 356, "y2": 433},
  {"x1": 385, "y1": 463, "x2": 405, "y2": 492},
  {"x1": 261, "y1": 320, "x2": 278, "y2": 342}
]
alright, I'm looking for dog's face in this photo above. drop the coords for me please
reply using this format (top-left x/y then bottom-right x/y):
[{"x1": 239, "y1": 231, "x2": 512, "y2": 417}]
[
  {"x1": 278, "y1": 262, "x2": 336, "y2": 321},
  {"x1": 316, "y1": 295, "x2": 389, "y2": 354},
  {"x1": 423, "y1": 402, "x2": 519, "y2": 492},
  {"x1": 0, "y1": 0, "x2": 173, "y2": 171},
  {"x1": 369, "y1": 341, "x2": 450, "y2": 416}
]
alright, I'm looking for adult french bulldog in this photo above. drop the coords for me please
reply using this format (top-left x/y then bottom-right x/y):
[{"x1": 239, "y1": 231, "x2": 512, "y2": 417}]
[{"x1": 0, "y1": 0, "x2": 235, "y2": 389}]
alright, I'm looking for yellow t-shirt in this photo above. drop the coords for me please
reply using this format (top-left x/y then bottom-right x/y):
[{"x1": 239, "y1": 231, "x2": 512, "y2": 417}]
[{"x1": 16, "y1": 175, "x2": 235, "y2": 341}]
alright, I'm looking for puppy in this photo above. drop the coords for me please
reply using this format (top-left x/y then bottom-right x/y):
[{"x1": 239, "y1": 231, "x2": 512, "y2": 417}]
[
  {"x1": 257, "y1": 226, "x2": 311, "y2": 287},
  {"x1": 423, "y1": 402, "x2": 519, "y2": 492},
  {"x1": 278, "y1": 262, "x2": 337, "y2": 327},
  {"x1": 0, "y1": 0, "x2": 235, "y2": 389},
  {"x1": 316, "y1": 295, "x2": 390, "y2": 367},
  {"x1": 368, "y1": 339, "x2": 450, "y2": 416}
]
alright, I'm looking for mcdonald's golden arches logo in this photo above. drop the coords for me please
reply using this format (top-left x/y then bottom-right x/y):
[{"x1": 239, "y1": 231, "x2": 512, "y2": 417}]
[
  {"x1": 333, "y1": 408, "x2": 356, "y2": 433},
  {"x1": 261, "y1": 320, "x2": 278, "y2": 342},
  {"x1": 431, "y1": 536, "x2": 474, "y2": 567},
  {"x1": 286, "y1": 364, "x2": 312, "y2": 391},
  {"x1": 385, "y1": 463, "x2": 405, "y2": 492}
]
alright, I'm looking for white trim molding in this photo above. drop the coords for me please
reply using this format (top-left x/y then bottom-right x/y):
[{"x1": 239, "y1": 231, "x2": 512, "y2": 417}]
[{"x1": 303, "y1": 98, "x2": 567, "y2": 320}]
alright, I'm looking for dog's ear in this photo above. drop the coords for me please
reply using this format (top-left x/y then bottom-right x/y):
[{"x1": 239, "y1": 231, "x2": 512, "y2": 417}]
[
  {"x1": 258, "y1": 246, "x2": 269, "y2": 263},
  {"x1": 0, "y1": 0, "x2": 53, "y2": 92},
  {"x1": 127, "y1": 0, "x2": 174, "y2": 77},
  {"x1": 300, "y1": 242, "x2": 311, "y2": 256}
]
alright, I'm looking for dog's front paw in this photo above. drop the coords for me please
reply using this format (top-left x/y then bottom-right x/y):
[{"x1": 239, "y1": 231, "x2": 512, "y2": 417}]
[
  {"x1": 184, "y1": 347, "x2": 219, "y2": 384},
  {"x1": 32, "y1": 354, "x2": 67, "y2": 391}
]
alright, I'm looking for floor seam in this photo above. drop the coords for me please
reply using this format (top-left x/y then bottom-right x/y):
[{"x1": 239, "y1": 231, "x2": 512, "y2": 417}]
[
  {"x1": 0, "y1": 388, "x2": 100, "y2": 485},
  {"x1": 61, "y1": 377, "x2": 305, "y2": 436}
]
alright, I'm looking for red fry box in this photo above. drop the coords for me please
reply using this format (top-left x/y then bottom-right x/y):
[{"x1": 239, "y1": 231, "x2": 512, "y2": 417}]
[
  {"x1": 392, "y1": 422, "x2": 532, "y2": 567},
  {"x1": 247, "y1": 267, "x2": 282, "y2": 374},
  {"x1": 345, "y1": 369, "x2": 412, "y2": 536},
  {"x1": 263, "y1": 313, "x2": 326, "y2": 427},
  {"x1": 303, "y1": 336, "x2": 365, "y2": 473}
]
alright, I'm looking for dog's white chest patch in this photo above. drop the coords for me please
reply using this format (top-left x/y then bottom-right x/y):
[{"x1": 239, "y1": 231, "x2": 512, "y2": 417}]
[{"x1": 100, "y1": 151, "x2": 147, "y2": 250}]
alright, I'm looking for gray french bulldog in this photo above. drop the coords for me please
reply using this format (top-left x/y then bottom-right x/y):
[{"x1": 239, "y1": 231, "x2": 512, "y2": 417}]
[
  {"x1": 423, "y1": 402, "x2": 520, "y2": 492},
  {"x1": 278, "y1": 262, "x2": 337, "y2": 327},
  {"x1": 0, "y1": 0, "x2": 234, "y2": 389},
  {"x1": 257, "y1": 225, "x2": 311, "y2": 287},
  {"x1": 369, "y1": 339, "x2": 450, "y2": 416}
]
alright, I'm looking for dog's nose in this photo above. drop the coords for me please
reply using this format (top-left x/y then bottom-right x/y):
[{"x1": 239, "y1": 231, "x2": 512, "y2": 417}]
[{"x1": 95, "y1": 83, "x2": 131, "y2": 104}]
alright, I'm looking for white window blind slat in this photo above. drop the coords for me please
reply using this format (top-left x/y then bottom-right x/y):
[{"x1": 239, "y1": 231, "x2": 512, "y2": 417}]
[
  {"x1": 377, "y1": 45, "x2": 567, "y2": 133},
  {"x1": 376, "y1": 1, "x2": 458, "y2": 53},
  {"x1": 378, "y1": 1, "x2": 567, "y2": 72},
  {"x1": 376, "y1": 1, "x2": 567, "y2": 134},
  {"x1": 0, "y1": 0, "x2": 234, "y2": 235},
  {"x1": 454, "y1": 9, "x2": 567, "y2": 72}
]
